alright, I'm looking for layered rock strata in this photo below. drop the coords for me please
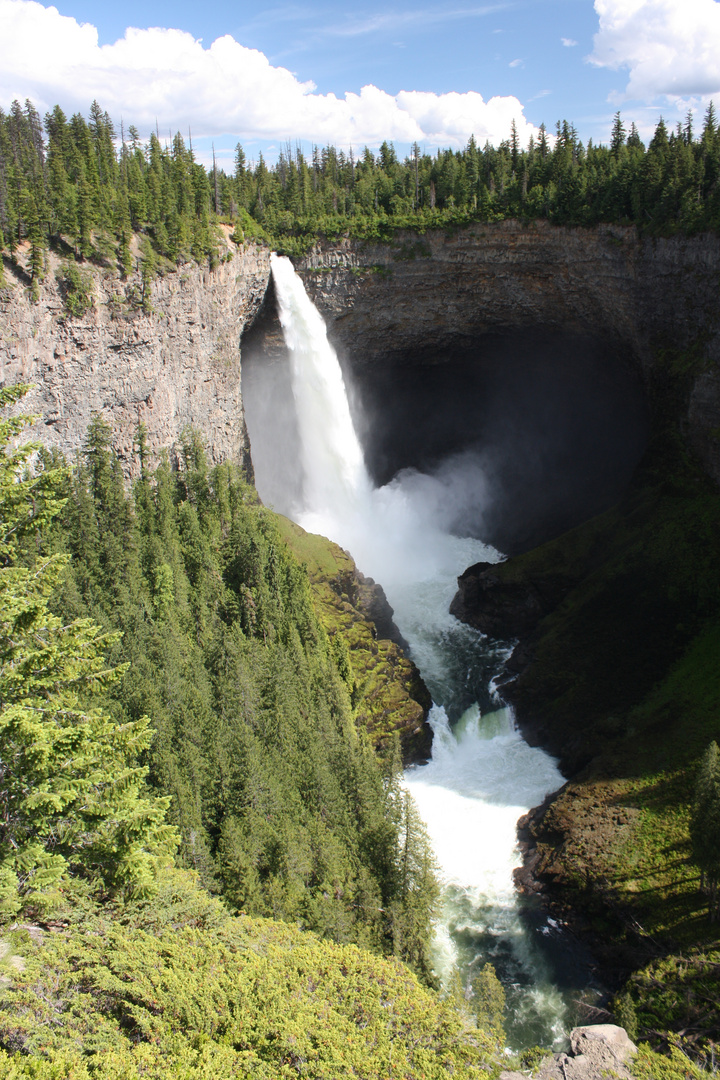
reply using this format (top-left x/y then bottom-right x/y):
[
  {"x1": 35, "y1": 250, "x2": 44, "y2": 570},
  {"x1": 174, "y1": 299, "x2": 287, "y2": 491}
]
[
  {"x1": 4, "y1": 223, "x2": 720, "y2": 493},
  {"x1": 0, "y1": 239, "x2": 270, "y2": 474},
  {"x1": 298, "y1": 222, "x2": 720, "y2": 489}
]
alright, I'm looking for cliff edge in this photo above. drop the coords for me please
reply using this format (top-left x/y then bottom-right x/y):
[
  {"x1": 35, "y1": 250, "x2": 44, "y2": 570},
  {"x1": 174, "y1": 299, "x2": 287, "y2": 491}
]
[{"x1": 0, "y1": 236, "x2": 270, "y2": 474}]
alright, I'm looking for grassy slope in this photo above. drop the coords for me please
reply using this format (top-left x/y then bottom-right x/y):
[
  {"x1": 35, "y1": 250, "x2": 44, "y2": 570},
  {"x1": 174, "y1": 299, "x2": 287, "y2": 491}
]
[
  {"x1": 0, "y1": 871, "x2": 499, "y2": 1080},
  {"x1": 276, "y1": 516, "x2": 432, "y2": 761}
]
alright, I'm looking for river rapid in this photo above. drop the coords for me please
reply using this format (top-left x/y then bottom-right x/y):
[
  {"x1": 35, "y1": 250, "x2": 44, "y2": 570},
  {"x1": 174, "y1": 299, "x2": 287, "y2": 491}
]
[{"x1": 247, "y1": 253, "x2": 596, "y2": 1048}]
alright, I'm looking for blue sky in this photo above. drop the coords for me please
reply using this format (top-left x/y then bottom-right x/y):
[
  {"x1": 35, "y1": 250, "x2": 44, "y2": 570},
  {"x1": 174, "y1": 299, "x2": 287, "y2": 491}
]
[
  {"x1": 52, "y1": 1, "x2": 612, "y2": 114},
  {"x1": 2, "y1": 0, "x2": 720, "y2": 169}
]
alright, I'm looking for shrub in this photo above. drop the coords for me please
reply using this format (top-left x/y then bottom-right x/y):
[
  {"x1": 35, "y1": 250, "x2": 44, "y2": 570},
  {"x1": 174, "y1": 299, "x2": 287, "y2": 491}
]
[{"x1": 56, "y1": 262, "x2": 93, "y2": 318}]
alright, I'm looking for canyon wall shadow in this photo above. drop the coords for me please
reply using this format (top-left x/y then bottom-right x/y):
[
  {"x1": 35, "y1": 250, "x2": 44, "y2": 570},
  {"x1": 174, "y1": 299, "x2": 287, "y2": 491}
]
[
  {"x1": 346, "y1": 329, "x2": 649, "y2": 554},
  {"x1": 242, "y1": 303, "x2": 649, "y2": 555}
]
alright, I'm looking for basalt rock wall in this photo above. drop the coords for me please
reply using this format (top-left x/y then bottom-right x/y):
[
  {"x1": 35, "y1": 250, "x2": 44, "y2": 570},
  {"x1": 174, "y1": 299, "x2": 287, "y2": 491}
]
[
  {"x1": 297, "y1": 221, "x2": 720, "y2": 489},
  {"x1": 3, "y1": 222, "x2": 720, "y2": 493},
  {"x1": 0, "y1": 239, "x2": 270, "y2": 474}
]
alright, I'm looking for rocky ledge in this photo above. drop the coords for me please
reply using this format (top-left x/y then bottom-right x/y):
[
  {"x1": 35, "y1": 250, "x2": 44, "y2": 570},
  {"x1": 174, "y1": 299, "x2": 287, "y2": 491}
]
[
  {"x1": 513, "y1": 786, "x2": 656, "y2": 987},
  {"x1": 501, "y1": 1024, "x2": 638, "y2": 1080},
  {"x1": 276, "y1": 516, "x2": 432, "y2": 764},
  {"x1": 449, "y1": 560, "x2": 574, "y2": 638}
]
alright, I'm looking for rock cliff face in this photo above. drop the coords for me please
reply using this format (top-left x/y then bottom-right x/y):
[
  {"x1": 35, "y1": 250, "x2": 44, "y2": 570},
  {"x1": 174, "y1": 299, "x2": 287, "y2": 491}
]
[
  {"x1": 297, "y1": 221, "x2": 720, "y2": 489},
  {"x1": 449, "y1": 560, "x2": 571, "y2": 638},
  {"x1": 0, "y1": 243, "x2": 433, "y2": 759},
  {"x1": 0, "y1": 239, "x2": 270, "y2": 474},
  {"x1": 277, "y1": 516, "x2": 433, "y2": 764},
  {"x1": 4, "y1": 223, "x2": 719, "y2": 497}
]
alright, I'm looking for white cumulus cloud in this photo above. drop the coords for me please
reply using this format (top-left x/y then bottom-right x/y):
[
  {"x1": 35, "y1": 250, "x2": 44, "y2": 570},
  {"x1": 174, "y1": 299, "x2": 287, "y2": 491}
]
[
  {"x1": 561, "y1": 37, "x2": 578, "y2": 47},
  {"x1": 0, "y1": 0, "x2": 540, "y2": 149},
  {"x1": 589, "y1": 0, "x2": 720, "y2": 103}
]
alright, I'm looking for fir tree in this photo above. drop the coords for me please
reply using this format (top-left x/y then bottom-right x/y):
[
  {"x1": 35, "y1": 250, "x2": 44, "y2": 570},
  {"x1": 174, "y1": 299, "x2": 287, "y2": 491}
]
[
  {"x1": 610, "y1": 111, "x2": 626, "y2": 158},
  {"x1": 0, "y1": 388, "x2": 178, "y2": 918}
]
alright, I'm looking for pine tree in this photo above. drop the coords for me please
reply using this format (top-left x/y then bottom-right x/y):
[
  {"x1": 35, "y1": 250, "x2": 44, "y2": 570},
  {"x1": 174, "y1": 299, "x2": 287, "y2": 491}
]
[
  {"x1": 44, "y1": 105, "x2": 77, "y2": 242},
  {"x1": 22, "y1": 187, "x2": 45, "y2": 294},
  {"x1": 702, "y1": 101, "x2": 718, "y2": 145},
  {"x1": 610, "y1": 112, "x2": 626, "y2": 158},
  {"x1": 0, "y1": 388, "x2": 178, "y2": 919},
  {"x1": 627, "y1": 122, "x2": 644, "y2": 150},
  {"x1": 140, "y1": 235, "x2": 155, "y2": 311},
  {"x1": 389, "y1": 788, "x2": 440, "y2": 976},
  {"x1": 471, "y1": 963, "x2": 506, "y2": 1049}
]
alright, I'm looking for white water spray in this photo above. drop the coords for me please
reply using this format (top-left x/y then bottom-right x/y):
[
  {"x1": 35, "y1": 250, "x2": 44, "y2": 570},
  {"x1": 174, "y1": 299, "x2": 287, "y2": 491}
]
[
  {"x1": 271, "y1": 255, "x2": 372, "y2": 524},
  {"x1": 267, "y1": 254, "x2": 580, "y2": 1048}
]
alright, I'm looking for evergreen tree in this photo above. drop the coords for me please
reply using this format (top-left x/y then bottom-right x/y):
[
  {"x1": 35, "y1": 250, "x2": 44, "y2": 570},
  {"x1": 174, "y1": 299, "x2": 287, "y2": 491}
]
[
  {"x1": 0, "y1": 388, "x2": 178, "y2": 918},
  {"x1": 5, "y1": 94, "x2": 720, "y2": 278},
  {"x1": 471, "y1": 963, "x2": 506, "y2": 1049},
  {"x1": 42, "y1": 422, "x2": 440, "y2": 973},
  {"x1": 610, "y1": 111, "x2": 626, "y2": 158},
  {"x1": 139, "y1": 235, "x2": 155, "y2": 311}
]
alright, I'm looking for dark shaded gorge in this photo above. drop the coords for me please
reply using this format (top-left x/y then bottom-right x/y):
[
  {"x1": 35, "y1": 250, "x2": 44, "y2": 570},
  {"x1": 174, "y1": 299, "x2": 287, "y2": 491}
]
[{"x1": 241, "y1": 290, "x2": 648, "y2": 556}]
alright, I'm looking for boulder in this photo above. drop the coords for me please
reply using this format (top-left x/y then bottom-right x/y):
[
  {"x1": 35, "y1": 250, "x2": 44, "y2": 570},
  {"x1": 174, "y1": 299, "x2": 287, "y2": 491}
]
[{"x1": 534, "y1": 1024, "x2": 638, "y2": 1080}]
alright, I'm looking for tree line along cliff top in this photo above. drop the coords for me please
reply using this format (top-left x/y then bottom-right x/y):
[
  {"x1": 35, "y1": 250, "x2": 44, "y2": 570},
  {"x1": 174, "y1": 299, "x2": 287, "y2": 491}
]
[{"x1": 1, "y1": 98, "x2": 720, "y2": 285}]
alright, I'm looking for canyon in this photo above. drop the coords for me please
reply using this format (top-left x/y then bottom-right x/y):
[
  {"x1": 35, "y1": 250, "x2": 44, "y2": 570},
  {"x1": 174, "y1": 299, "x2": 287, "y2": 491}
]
[
  {"x1": 3, "y1": 220, "x2": 720, "y2": 1048},
  {"x1": 3, "y1": 222, "x2": 719, "y2": 499},
  {"x1": 3, "y1": 219, "x2": 719, "y2": 754},
  {"x1": 246, "y1": 221, "x2": 720, "y2": 557},
  {"x1": 5, "y1": 225, "x2": 720, "y2": 507}
]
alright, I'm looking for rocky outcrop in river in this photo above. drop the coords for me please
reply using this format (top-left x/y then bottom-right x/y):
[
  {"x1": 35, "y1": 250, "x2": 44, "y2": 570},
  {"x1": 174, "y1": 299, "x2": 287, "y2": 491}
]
[{"x1": 501, "y1": 1025, "x2": 638, "y2": 1080}]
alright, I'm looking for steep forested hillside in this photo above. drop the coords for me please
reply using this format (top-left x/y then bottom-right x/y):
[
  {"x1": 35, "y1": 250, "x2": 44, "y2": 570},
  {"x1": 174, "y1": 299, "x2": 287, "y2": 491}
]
[
  {"x1": 0, "y1": 387, "x2": 486, "y2": 1076},
  {"x1": 3, "y1": 402, "x2": 438, "y2": 973},
  {"x1": 4, "y1": 97, "x2": 720, "y2": 1077},
  {"x1": 2, "y1": 98, "x2": 720, "y2": 280},
  {"x1": 0, "y1": 867, "x2": 504, "y2": 1080}
]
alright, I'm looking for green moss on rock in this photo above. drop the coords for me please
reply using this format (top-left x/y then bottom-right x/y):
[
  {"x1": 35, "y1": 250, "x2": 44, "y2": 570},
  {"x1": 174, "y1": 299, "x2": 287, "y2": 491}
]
[
  {"x1": 482, "y1": 437, "x2": 720, "y2": 1042},
  {"x1": 276, "y1": 516, "x2": 432, "y2": 762}
]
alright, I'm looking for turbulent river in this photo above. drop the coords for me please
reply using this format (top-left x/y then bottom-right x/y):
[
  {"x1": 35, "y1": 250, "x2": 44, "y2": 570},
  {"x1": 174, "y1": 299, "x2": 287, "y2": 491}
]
[{"x1": 248, "y1": 253, "x2": 595, "y2": 1049}]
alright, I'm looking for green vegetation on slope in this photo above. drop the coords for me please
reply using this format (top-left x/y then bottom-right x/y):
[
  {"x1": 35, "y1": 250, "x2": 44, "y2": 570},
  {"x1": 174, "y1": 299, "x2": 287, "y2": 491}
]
[
  {"x1": 499, "y1": 429, "x2": 720, "y2": 1059},
  {"x1": 0, "y1": 389, "x2": 496, "y2": 1077},
  {"x1": 3, "y1": 98, "x2": 720, "y2": 283},
  {"x1": 0, "y1": 390, "x2": 438, "y2": 979},
  {"x1": 0, "y1": 869, "x2": 500, "y2": 1079},
  {"x1": 276, "y1": 516, "x2": 432, "y2": 761},
  {"x1": 0, "y1": 386, "x2": 178, "y2": 919},
  {"x1": 34, "y1": 417, "x2": 438, "y2": 973},
  {"x1": 510, "y1": 446, "x2": 720, "y2": 773}
]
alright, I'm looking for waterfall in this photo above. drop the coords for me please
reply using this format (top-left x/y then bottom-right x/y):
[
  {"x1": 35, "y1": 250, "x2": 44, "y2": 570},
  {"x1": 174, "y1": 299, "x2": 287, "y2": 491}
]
[
  {"x1": 270, "y1": 254, "x2": 372, "y2": 528},
  {"x1": 265, "y1": 254, "x2": 593, "y2": 1049}
]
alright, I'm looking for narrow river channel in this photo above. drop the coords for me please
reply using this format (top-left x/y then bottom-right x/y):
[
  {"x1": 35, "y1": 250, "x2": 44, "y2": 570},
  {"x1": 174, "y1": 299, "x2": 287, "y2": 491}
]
[{"x1": 245, "y1": 253, "x2": 597, "y2": 1049}]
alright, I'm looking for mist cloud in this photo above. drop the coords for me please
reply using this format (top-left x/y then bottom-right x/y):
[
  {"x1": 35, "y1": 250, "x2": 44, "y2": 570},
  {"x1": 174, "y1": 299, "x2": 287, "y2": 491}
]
[{"x1": 0, "y1": 0, "x2": 540, "y2": 149}]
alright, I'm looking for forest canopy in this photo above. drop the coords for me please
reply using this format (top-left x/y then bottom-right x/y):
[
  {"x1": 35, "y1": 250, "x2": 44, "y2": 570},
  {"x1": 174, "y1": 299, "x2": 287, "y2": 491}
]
[
  {"x1": 1, "y1": 98, "x2": 720, "y2": 277},
  {"x1": 0, "y1": 387, "x2": 440, "y2": 979}
]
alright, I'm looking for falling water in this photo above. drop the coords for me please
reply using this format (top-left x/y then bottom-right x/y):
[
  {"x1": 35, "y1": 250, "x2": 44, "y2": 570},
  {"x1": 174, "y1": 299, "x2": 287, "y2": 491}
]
[
  {"x1": 264, "y1": 254, "x2": 590, "y2": 1048},
  {"x1": 272, "y1": 256, "x2": 372, "y2": 528}
]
